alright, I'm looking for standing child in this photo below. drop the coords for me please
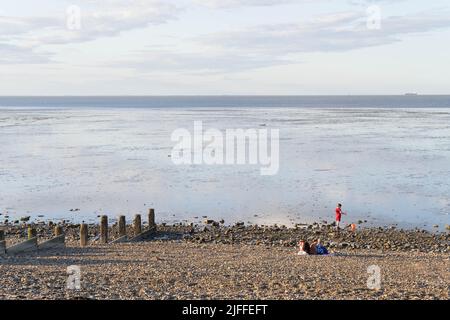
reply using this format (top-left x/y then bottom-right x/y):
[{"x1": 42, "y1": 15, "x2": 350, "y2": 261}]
[{"x1": 335, "y1": 203, "x2": 347, "y2": 232}]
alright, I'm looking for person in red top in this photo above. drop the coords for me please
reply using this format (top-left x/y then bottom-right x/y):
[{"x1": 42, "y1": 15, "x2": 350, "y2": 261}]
[{"x1": 335, "y1": 203, "x2": 347, "y2": 231}]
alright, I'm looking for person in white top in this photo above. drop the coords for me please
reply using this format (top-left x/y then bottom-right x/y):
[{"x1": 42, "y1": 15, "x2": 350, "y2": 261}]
[{"x1": 297, "y1": 240, "x2": 311, "y2": 255}]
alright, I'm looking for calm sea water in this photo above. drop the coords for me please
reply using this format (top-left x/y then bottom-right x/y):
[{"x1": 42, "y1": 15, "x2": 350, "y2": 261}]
[
  {"x1": 1, "y1": 95, "x2": 450, "y2": 109},
  {"x1": 0, "y1": 96, "x2": 449, "y2": 230}
]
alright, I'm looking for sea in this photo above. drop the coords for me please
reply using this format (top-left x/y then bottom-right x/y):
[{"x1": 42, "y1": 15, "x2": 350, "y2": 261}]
[{"x1": 0, "y1": 96, "x2": 449, "y2": 230}]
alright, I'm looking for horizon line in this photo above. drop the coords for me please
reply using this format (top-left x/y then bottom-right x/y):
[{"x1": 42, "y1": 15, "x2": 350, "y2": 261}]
[{"x1": 1, "y1": 94, "x2": 450, "y2": 98}]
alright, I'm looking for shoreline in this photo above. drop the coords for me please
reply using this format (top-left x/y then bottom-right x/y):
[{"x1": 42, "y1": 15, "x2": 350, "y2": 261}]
[
  {"x1": 1, "y1": 220, "x2": 449, "y2": 253},
  {"x1": 1, "y1": 221, "x2": 448, "y2": 300}
]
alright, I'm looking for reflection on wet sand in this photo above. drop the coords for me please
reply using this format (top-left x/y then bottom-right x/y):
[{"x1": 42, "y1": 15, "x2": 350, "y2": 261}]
[{"x1": 0, "y1": 107, "x2": 449, "y2": 230}]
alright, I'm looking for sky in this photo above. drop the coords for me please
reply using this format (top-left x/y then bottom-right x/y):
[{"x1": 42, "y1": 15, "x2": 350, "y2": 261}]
[{"x1": 1, "y1": 0, "x2": 450, "y2": 95}]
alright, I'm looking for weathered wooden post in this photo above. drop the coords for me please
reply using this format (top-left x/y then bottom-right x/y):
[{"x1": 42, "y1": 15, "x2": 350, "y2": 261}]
[
  {"x1": 100, "y1": 215, "x2": 108, "y2": 243},
  {"x1": 118, "y1": 215, "x2": 126, "y2": 237},
  {"x1": 54, "y1": 225, "x2": 63, "y2": 237},
  {"x1": 28, "y1": 226, "x2": 37, "y2": 239},
  {"x1": 80, "y1": 223, "x2": 88, "y2": 247},
  {"x1": 134, "y1": 214, "x2": 142, "y2": 235},
  {"x1": 148, "y1": 208, "x2": 155, "y2": 229}
]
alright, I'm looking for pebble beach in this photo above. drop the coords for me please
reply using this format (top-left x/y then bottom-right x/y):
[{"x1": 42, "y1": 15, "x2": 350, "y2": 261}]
[{"x1": 1, "y1": 222, "x2": 448, "y2": 300}]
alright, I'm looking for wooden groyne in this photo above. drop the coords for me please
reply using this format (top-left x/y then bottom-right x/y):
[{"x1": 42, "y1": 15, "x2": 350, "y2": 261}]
[
  {"x1": 3, "y1": 225, "x2": 64, "y2": 255},
  {"x1": 0, "y1": 208, "x2": 157, "y2": 255}
]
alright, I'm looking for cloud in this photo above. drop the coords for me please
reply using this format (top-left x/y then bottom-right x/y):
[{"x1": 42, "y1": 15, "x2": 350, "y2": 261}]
[
  {"x1": 53, "y1": 0, "x2": 181, "y2": 44},
  {"x1": 2, "y1": 1, "x2": 450, "y2": 70},
  {"x1": 193, "y1": 0, "x2": 298, "y2": 8},
  {"x1": 199, "y1": 10, "x2": 450, "y2": 55},
  {"x1": 0, "y1": 43, "x2": 53, "y2": 64},
  {"x1": 192, "y1": 0, "x2": 403, "y2": 9},
  {"x1": 0, "y1": 0, "x2": 182, "y2": 64},
  {"x1": 108, "y1": 9, "x2": 450, "y2": 75},
  {"x1": 0, "y1": 0, "x2": 181, "y2": 47},
  {"x1": 0, "y1": 16, "x2": 58, "y2": 36},
  {"x1": 108, "y1": 49, "x2": 291, "y2": 74}
]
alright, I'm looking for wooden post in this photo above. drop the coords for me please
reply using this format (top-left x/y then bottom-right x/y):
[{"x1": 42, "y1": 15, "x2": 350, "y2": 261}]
[
  {"x1": 118, "y1": 215, "x2": 126, "y2": 237},
  {"x1": 148, "y1": 208, "x2": 155, "y2": 229},
  {"x1": 100, "y1": 215, "x2": 108, "y2": 243},
  {"x1": 80, "y1": 223, "x2": 88, "y2": 247},
  {"x1": 134, "y1": 214, "x2": 142, "y2": 235},
  {"x1": 28, "y1": 227, "x2": 37, "y2": 239},
  {"x1": 54, "y1": 225, "x2": 63, "y2": 236}
]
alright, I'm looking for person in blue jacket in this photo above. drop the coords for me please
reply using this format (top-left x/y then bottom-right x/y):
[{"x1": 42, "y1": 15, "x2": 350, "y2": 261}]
[{"x1": 310, "y1": 238, "x2": 329, "y2": 255}]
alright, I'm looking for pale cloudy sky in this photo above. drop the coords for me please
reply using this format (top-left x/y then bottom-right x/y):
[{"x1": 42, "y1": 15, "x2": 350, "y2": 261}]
[{"x1": 1, "y1": 0, "x2": 450, "y2": 95}]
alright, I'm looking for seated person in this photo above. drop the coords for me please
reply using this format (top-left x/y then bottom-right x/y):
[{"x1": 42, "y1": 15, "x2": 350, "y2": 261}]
[
  {"x1": 310, "y1": 238, "x2": 329, "y2": 255},
  {"x1": 297, "y1": 240, "x2": 311, "y2": 255}
]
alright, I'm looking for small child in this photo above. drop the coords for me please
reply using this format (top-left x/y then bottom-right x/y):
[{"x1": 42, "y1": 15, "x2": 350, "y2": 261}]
[{"x1": 335, "y1": 203, "x2": 347, "y2": 232}]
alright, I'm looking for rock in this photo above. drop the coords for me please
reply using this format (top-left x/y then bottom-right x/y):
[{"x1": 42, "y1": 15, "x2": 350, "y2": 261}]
[{"x1": 20, "y1": 216, "x2": 30, "y2": 222}]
